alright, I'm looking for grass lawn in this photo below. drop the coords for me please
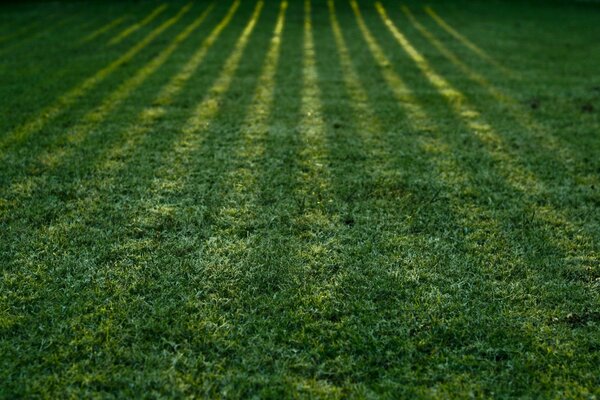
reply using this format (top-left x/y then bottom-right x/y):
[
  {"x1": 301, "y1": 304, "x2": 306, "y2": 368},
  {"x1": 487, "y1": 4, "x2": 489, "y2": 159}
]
[{"x1": 1, "y1": 0, "x2": 599, "y2": 397}]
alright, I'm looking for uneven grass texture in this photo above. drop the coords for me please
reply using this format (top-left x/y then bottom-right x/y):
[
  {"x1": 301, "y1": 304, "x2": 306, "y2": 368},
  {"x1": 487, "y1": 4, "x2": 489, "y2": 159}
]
[{"x1": 1, "y1": 0, "x2": 599, "y2": 398}]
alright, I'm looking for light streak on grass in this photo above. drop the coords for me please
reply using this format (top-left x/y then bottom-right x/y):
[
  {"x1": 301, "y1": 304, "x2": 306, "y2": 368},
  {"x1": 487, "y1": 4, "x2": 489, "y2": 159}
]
[
  {"x1": 46, "y1": 4, "x2": 215, "y2": 166},
  {"x1": 328, "y1": 0, "x2": 386, "y2": 156},
  {"x1": 402, "y1": 5, "x2": 588, "y2": 182},
  {"x1": 108, "y1": 4, "x2": 168, "y2": 46},
  {"x1": 204, "y1": 1, "x2": 287, "y2": 289},
  {"x1": 0, "y1": 2, "x2": 193, "y2": 152},
  {"x1": 0, "y1": 1, "x2": 598, "y2": 394},
  {"x1": 348, "y1": 3, "x2": 598, "y2": 325},
  {"x1": 225, "y1": 0, "x2": 287, "y2": 199},
  {"x1": 0, "y1": 0, "x2": 264, "y2": 368},
  {"x1": 80, "y1": 15, "x2": 126, "y2": 44},
  {"x1": 348, "y1": 2, "x2": 509, "y2": 273},
  {"x1": 0, "y1": 0, "x2": 242, "y2": 260},
  {"x1": 425, "y1": 6, "x2": 512, "y2": 77},
  {"x1": 377, "y1": 2, "x2": 538, "y2": 190},
  {"x1": 0, "y1": 4, "x2": 214, "y2": 214},
  {"x1": 163, "y1": 0, "x2": 264, "y2": 178},
  {"x1": 350, "y1": 0, "x2": 532, "y2": 270},
  {"x1": 376, "y1": 2, "x2": 597, "y2": 266},
  {"x1": 127, "y1": 0, "x2": 263, "y2": 238},
  {"x1": 349, "y1": 0, "x2": 430, "y2": 130},
  {"x1": 95, "y1": 0, "x2": 241, "y2": 175},
  {"x1": 298, "y1": 0, "x2": 335, "y2": 224}
]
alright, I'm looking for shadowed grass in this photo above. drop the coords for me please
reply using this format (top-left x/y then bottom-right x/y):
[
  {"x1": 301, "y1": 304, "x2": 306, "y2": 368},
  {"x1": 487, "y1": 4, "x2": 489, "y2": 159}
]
[
  {"x1": 0, "y1": 0, "x2": 598, "y2": 397},
  {"x1": 0, "y1": 17, "x2": 88, "y2": 60}
]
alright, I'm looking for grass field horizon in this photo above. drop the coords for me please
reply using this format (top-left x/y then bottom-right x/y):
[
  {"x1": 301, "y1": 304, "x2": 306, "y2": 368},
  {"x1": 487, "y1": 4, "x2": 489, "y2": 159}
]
[{"x1": 1, "y1": 0, "x2": 599, "y2": 398}]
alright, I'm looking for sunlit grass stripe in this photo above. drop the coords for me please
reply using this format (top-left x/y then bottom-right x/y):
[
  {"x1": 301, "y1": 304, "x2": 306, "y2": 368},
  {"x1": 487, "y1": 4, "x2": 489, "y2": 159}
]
[
  {"x1": 348, "y1": 0, "x2": 431, "y2": 131},
  {"x1": 0, "y1": 3, "x2": 214, "y2": 197},
  {"x1": 297, "y1": 0, "x2": 335, "y2": 216},
  {"x1": 0, "y1": 3, "x2": 241, "y2": 284},
  {"x1": 0, "y1": 2, "x2": 193, "y2": 152},
  {"x1": 24, "y1": 0, "x2": 242, "y2": 214},
  {"x1": 327, "y1": 0, "x2": 387, "y2": 159},
  {"x1": 402, "y1": 5, "x2": 588, "y2": 183},
  {"x1": 424, "y1": 6, "x2": 513, "y2": 77},
  {"x1": 218, "y1": 0, "x2": 287, "y2": 223},
  {"x1": 93, "y1": 0, "x2": 240, "y2": 176},
  {"x1": 350, "y1": 0, "x2": 515, "y2": 249},
  {"x1": 0, "y1": 0, "x2": 262, "y2": 373},
  {"x1": 377, "y1": 2, "x2": 538, "y2": 191},
  {"x1": 108, "y1": 4, "x2": 168, "y2": 46},
  {"x1": 0, "y1": 2, "x2": 242, "y2": 264},
  {"x1": 281, "y1": 0, "x2": 341, "y2": 295},
  {"x1": 403, "y1": 6, "x2": 510, "y2": 101},
  {"x1": 232, "y1": 1, "x2": 287, "y2": 166},
  {"x1": 130, "y1": 0, "x2": 264, "y2": 233},
  {"x1": 347, "y1": 1, "x2": 575, "y2": 319},
  {"x1": 351, "y1": 0, "x2": 596, "y2": 286},
  {"x1": 376, "y1": 2, "x2": 597, "y2": 265},
  {"x1": 79, "y1": 15, "x2": 127, "y2": 44}
]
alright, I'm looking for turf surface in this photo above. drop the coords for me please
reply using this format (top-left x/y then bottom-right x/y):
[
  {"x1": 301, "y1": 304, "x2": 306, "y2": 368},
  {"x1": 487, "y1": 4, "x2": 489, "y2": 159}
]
[{"x1": 1, "y1": 0, "x2": 599, "y2": 398}]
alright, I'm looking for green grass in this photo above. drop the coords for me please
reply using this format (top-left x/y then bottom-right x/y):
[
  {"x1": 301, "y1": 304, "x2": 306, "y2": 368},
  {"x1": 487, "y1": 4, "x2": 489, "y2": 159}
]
[{"x1": 1, "y1": 0, "x2": 599, "y2": 398}]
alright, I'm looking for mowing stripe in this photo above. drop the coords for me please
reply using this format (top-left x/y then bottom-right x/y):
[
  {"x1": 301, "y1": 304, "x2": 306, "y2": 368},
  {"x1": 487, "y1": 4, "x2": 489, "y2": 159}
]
[
  {"x1": 424, "y1": 6, "x2": 512, "y2": 76},
  {"x1": 0, "y1": 4, "x2": 215, "y2": 214},
  {"x1": 0, "y1": 2, "x2": 193, "y2": 153},
  {"x1": 79, "y1": 15, "x2": 127, "y2": 44},
  {"x1": 108, "y1": 4, "x2": 168, "y2": 46},
  {"x1": 376, "y1": 2, "x2": 597, "y2": 267}
]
